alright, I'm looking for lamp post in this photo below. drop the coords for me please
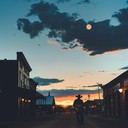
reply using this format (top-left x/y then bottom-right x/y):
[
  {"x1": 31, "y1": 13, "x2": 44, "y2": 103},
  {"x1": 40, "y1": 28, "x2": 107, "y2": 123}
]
[{"x1": 119, "y1": 88, "x2": 123, "y2": 93}]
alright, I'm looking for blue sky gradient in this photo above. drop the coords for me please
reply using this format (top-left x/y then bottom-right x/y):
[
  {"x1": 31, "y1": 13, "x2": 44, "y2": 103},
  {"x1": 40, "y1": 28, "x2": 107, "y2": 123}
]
[{"x1": 1, "y1": 0, "x2": 128, "y2": 105}]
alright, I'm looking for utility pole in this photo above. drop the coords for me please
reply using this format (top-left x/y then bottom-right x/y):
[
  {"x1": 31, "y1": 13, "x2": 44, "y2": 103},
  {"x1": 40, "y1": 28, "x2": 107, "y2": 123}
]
[
  {"x1": 97, "y1": 83, "x2": 102, "y2": 100},
  {"x1": 98, "y1": 86, "x2": 100, "y2": 100}
]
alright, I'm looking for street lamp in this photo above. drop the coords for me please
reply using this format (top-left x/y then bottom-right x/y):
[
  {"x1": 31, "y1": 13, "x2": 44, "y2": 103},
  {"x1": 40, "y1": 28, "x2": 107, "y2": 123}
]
[{"x1": 119, "y1": 88, "x2": 123, "y2": 93}]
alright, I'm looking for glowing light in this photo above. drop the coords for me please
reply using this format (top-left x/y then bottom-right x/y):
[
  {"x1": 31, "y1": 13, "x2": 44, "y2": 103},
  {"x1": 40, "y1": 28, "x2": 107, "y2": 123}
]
[
  {"x1": 86, "y1": 24, "x2": 92, "y2": 30},
  {"x1": 21, "y1": 98, "x2": 25, "y2": 102},
  {"x1": 28, "y1": 99, "x2": 31, "y2": 102},
  {"x1": 119, "y1": 88, "x2": 123, "y2": 93}
]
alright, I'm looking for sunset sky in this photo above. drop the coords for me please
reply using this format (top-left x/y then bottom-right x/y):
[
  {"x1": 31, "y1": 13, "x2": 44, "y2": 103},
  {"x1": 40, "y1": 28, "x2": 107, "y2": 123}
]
[{"x1": 1, "y1": 0, "x2": 128, "y2": 106}]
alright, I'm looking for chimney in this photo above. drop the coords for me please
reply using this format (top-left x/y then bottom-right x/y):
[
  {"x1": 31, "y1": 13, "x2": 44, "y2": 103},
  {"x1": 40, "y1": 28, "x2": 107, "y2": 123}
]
[{"x1": 48, "y1": 92, "x2": 50, "y2": 96}]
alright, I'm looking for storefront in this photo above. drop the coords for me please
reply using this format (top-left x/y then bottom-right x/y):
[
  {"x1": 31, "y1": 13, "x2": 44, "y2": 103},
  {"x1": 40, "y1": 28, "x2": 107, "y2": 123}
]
[{"x1": 103, "y1": 70, "x2": 128, "y2": 118}]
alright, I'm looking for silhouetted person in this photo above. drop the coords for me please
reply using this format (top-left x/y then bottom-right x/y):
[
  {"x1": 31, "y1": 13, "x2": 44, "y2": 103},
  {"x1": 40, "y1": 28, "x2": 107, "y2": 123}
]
[{"x1": 73, "y1": 94, "x2": 84, "y2": 124}]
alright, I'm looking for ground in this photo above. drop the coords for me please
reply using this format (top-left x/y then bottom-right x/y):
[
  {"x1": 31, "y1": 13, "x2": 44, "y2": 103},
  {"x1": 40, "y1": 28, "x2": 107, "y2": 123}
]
[{"x1": 0, "y1": 111, "x2": 128, "y2": 128}]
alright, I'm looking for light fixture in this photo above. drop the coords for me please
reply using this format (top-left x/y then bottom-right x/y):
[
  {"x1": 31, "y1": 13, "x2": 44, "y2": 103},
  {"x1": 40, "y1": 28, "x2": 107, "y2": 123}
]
[
  {"x1": 28, "y1": 100, "x2": 31, "y2": 103},
  {"x1": 119, "y1": 88, "x2": 123, "y2": 93},
  {"x1": 21, "y1": 98, "x2": 25, "y2": 102}
]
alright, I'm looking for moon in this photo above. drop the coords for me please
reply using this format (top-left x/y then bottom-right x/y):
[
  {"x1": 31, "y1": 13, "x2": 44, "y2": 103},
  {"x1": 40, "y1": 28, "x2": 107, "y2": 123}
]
[{"x1": 86, "y1": 24, "x2": 92, "y2": 30}]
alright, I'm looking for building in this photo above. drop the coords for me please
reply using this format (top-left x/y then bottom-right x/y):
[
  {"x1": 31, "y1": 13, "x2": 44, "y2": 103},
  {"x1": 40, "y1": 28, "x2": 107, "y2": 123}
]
[
  {"x1": 36, "y1": 92, "x2": 56, "y2": 114},
  {"x1": 103, "y1": 70, "x2": 128, "y2": 118},
  {"x1": 84, "y1": 99, "x2": 103, "y2": 115},
  {"x1": 0, "y1": 52, "x2": 44, "y2": 120}
]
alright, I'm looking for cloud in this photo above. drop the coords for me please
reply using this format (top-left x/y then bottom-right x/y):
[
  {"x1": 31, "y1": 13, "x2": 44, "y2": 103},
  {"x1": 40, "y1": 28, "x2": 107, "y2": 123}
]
[
  {"x1": 81, "y1": 0, "x2": 90, "y2": 3},
  {"x1": 79, "y1": 75, "x2": 84, "y2": 77},
  {"x1": 56, "y1": 0, "x2": 91, "y2": 4},
  {"x1": 83, "y1": 83, "x2": 102, "y2": 88},
  {"x1": 17, "y1": 1, "x2": 128, "y2": 56},
  {"x1": 77, "y1": 0, "x2": 91, "y2": 4},
  {"x1": 98, "y1": 70, "x2": 105, "y2": 72},
  {"x1": 48, "y1": 40, "x2": 60, "y2": 46},
  {"x1": 111, "y1": 73, "x2": 117, "y2": 75},
  {"x1": 56, "y1": 0, "x2": 71, "y2": 3},
  {"x1": 24, "y1": 0, "x2": 91, "y2": 4},
  {"x1": 37, "y1": 89, "x2": 100, "y2": 97},
  {"x1": 17, "y1": 18, "x2": 43, "y2": 38},
  {"x1": 119, "y1": 66, "x2": 128, "y2": 70},
  {"x1": 83, "y1": 85, "x2": 98, "y2": 88},
  {"x1": 33, "y1": 76, "x2": 64, "y2": 86},
  {"x1": 65, "y1": 86, "x2": 77, "y2": 89}
]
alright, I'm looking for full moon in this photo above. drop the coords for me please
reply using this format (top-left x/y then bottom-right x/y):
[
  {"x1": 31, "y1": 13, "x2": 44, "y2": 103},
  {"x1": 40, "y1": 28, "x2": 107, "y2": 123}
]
[{"x1": 86, "y1": 24, "x2": 92, "y2": 30}]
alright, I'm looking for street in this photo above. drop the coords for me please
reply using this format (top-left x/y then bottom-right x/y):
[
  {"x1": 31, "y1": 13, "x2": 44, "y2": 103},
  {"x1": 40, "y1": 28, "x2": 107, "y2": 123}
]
[{"x1": 0, "y1": 111, "x2": 128, "y2": 128}]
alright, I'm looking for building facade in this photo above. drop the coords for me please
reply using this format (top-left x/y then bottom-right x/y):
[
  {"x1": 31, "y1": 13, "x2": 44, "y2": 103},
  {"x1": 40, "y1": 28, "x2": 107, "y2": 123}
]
[
  {"x1": 103, "y1": 70, "x2": 128, "y2": 118},
  {"x1": 0, "y1": 52, "x2": 44, "y2": 120},
  {"x1": 84, "y1": 99, "x2": 103, "y2": 115},
  {"x1": 36, "y1": 92, "x2": 56, "y2": 114}
]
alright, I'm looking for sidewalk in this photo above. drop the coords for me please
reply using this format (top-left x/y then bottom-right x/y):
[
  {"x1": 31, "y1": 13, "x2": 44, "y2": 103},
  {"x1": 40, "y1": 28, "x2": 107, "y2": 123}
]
[
  {"x1": 0, "y1": 113, "x2": 57, "y2": 128},
  {"x1": 91, "y1": 113, "x2": 128, "y2": 121},
  {"x1": 0, "y1": 120, "x2": 15, "y2": 128},
  {"x1": 85, "y1": 114, "x2": 128, "y2": 128}
]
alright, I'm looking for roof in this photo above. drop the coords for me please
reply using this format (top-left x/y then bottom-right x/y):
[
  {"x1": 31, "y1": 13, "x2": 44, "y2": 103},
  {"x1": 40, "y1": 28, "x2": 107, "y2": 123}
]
[
  {"x1": 17, "y1": 52, "x2": 32, "y2": 72},
  {"x1": 36, "y1": 92, "x2": 46, "y2": 99},
  {"x1": 103, "y1": 70, "x2": 128, "y2": 89},
  {"x1": 29, "y1": 78, "x2": 38, "y2": 87},
  {"x1": 44, "y1": 96, "x2": 55, "y2": 106}
]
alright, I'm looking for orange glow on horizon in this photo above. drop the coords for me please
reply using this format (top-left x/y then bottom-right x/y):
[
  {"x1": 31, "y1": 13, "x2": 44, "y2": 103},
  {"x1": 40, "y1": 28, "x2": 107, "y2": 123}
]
[{"x1": 55, "y1": 93, "x2": 103, "y2": 106}]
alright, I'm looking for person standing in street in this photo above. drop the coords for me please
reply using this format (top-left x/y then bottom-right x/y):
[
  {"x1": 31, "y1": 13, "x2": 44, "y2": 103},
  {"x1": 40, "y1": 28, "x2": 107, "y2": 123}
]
[{"x1": 73, "y1": 94, "x2": 84, "y2": 124}]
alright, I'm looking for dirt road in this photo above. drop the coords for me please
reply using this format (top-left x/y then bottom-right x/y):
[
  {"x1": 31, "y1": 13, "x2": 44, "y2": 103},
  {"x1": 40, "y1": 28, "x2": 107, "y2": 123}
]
[{"x1": 0, "y1": 112, "x2": 128, "y2": 128}]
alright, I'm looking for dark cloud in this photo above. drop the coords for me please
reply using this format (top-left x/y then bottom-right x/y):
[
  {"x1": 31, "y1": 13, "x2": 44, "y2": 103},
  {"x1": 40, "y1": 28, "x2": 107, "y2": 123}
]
[
  {"x1": 37, "y1": 89, "x2": 100, "y2": 97},
  {"x1": 79, "y1": 75, "x2": 84, "y2": 77},
  {"x1": 81, "y1": 0, "x2": 90, "y2": 3},
  {"x1": 17, "y1": 1, "x2": 128, "y2": 56},
  {"x1": 77, "y1": 0, "x2": 91, "y2": 4},
  {"x1": 65, "y1": 86, "x2": 77, "y2": 89},
  {"x1": 17, "y1": 18, "x2": 43, "y2": 38},
  {"x1": 33, "y1": 76, "x2": 64, "y2": 86},
  {"x1": 24, "y1": 0, "x2": 39, "y2": 2},
  {"x1": 98, "y1": 70, "x2": 105, "y2": 72},
  {"x1": 24, "y1": 0, "x2": 91, "y2": 4},
  {"x1": 56, "y1": 0, "x2": 70, "y2": 3},
  {"x1": 83, "y1": 85, "x2": 98, "y2": 88},
  {"x1": 56, "y1": 0, "x2": 91, "y2": 4},
  {"x1": 112, "y1": 8, "x2": 128, "y2": 25},
  {"x1": 119, "y1": 66, "x2": 128, "y2": 70},
  {"x1": 83, "y1": 83, "x2": 102, "y2": 88}
]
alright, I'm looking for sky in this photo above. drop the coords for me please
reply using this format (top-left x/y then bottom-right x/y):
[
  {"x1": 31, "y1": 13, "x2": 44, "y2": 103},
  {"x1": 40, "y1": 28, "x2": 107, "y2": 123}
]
[{"x1": 1, "y1": 0, "x2": 128, "y2": 106}]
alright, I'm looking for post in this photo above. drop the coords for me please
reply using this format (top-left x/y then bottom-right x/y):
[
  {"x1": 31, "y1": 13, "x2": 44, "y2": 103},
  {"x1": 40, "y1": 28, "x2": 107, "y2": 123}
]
[
  {"x1": 88, "y1": 94, "x2": 90, "y2": 100},
  {"x1": 98, "y1": 86, "x2": 100, "y2": 100}
]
